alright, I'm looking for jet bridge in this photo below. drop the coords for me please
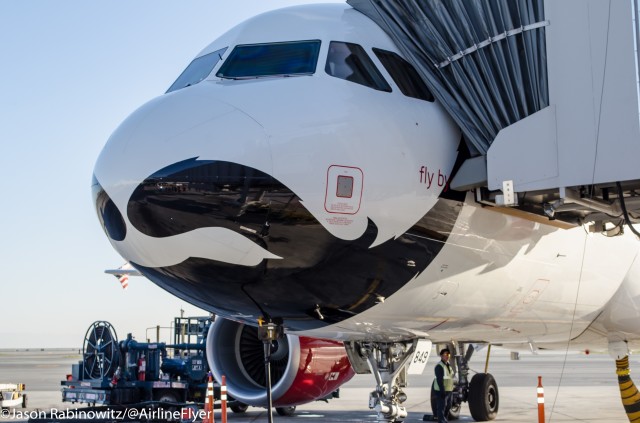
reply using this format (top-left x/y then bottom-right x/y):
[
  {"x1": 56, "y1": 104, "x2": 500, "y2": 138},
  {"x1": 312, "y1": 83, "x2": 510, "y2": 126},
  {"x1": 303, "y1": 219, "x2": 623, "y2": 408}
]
[{"x1": 349, "y1": 0, "x2": 640, "y2": 230}]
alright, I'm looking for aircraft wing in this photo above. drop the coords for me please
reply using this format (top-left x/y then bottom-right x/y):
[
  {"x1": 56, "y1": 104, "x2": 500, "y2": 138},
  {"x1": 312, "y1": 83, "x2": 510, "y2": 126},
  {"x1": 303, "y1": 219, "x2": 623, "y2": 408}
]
[{"x1": 104, "y1": 262, "x2": 142, "y2": 277}]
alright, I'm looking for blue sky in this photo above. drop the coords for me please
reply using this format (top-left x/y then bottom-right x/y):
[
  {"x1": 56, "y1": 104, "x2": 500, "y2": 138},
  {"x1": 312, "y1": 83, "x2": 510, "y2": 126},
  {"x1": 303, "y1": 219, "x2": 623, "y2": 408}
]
[{"x1": 0, "y1": 0, "x2": 343, "y2": 348}]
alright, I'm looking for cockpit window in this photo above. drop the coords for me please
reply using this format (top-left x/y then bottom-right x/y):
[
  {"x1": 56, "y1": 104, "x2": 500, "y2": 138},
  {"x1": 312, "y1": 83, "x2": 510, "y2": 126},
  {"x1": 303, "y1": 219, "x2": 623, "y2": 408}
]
[
  {"x1": 166, "y1": 47, "x2": 228, "y2": 93},
  {"x1": 325, "y1": 41, "x2": 391, "y2": 92},
  {"x1": 216, "y1": 40, "x2": 321, "y2": 79},
  {"x1": 373, "y1": 48, "x2": 434, "y2": 102}
]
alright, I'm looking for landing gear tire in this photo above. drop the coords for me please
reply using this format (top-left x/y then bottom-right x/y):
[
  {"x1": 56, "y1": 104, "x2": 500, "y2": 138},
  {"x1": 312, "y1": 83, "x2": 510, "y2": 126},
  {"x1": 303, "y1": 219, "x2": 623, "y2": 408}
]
[
  {"x1": 275, "y1": 406, "x2": 296, "y2": 416},
  {"x1": 468, "y1": 373, "x2": 499, "y2": 421},
  {"x1": 230, "y1": 403, "x2": 249, "y2": 413},
  {"x1": 430, "y1": 384, "x2": 459, "y2": 420},
  {"x1": 22, "y1": 394, "x2": 28, "y2": 408}
]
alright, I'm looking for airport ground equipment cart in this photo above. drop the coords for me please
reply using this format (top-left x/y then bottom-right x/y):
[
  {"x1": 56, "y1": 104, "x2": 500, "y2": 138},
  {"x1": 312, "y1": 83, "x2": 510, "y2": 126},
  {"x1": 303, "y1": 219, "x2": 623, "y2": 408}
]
[
  {"x1": 60, "y1": 317, "x2": 245, "y2": 411},
  {"x1": 0, "y1": 383, "x2": 27, "y2": 410}
]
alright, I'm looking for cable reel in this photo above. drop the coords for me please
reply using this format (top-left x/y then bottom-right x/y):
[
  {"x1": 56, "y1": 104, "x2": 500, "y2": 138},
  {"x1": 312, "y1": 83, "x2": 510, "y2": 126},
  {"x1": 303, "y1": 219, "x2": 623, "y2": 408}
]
[{"x1": 82, "y1": 321, "x2": 120, "y2": 379}]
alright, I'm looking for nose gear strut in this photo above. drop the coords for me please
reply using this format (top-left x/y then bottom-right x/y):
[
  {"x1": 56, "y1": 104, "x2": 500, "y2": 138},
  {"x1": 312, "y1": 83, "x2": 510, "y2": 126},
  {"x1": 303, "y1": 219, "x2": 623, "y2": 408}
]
[{"x1": 361, "y1": 341, "x2": 419, "y2": 422}]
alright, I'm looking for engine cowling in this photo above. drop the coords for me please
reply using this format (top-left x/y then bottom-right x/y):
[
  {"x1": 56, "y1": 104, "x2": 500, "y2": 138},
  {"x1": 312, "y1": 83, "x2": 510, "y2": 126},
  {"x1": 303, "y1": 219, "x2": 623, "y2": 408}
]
[{"x1": 206, "y1": 318, "x2": 355, "y2": 407}]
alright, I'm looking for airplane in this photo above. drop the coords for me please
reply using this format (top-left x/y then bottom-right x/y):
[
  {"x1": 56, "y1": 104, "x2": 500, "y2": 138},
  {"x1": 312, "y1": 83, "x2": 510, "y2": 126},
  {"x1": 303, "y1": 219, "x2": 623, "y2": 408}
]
[
  {"x1": 92, "y1": 3, "x2": 640, "y2": 422},
  {"x1": 105, "y1": 262, "x2": 142, "y2": 289}
]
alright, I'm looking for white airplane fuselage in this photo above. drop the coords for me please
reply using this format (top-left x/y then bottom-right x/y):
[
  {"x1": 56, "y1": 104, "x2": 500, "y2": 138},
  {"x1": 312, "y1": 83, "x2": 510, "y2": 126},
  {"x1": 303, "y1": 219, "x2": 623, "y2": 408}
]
[{"x1": 93, "y1": 3, "x2": 640, "y2": 350}]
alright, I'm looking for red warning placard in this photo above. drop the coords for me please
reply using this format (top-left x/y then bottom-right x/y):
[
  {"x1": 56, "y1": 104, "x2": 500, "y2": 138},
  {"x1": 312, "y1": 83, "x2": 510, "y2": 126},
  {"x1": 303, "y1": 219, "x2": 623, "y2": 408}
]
[{"x1": 324, "y1": 165, "x2": 363, "y2": 215}]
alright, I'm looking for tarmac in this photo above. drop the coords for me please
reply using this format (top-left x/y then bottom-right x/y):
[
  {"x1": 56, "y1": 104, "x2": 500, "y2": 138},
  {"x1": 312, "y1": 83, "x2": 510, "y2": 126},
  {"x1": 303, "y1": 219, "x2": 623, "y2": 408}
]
[{"x1": 0, "y1": 347, "x2": 635, "y2": 422}]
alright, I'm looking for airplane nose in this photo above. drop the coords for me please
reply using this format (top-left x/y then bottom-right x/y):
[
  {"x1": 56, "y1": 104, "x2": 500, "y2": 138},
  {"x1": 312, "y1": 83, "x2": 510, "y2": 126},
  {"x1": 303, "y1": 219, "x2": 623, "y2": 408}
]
[
  {"x1": 93, "y1": 87, "x2": 277, "y2": 263},
  {"x1": 94, "y1": 87, "x2": 272, "y2": 211},
  {"x1": 92, "y1": 86, "x2": 440, "y2": 331}
]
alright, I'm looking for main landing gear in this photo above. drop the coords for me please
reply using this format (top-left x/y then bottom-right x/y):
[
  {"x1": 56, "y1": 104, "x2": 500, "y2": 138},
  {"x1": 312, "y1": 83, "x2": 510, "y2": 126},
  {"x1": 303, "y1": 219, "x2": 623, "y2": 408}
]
[
  {"x1": 354, "y1": 341, "x2": 499, "y2": 422},
  {"x1": 444, "y1": 342, "x2": 499, "y2": 421}
]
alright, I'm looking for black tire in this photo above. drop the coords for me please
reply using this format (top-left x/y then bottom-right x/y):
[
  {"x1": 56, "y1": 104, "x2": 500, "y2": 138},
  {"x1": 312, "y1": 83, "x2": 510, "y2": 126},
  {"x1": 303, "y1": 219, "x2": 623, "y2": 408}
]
[
  {"x1": 448, "y1": 401, "x2": 461, "y2": 420},
  {"x1": 155, "y1": 390, "x2": 179, "y2": 403},
  {"x1": 430, "y1": 383, "x2": 459, "y2": 420},
  {"x1": 275, "y1": 406, "x2": 296, "y2": 416},
  {"x1": 468, "y1": 373, "x2": 499, "y2": 421},
  {"x1": 22, "y1": 394, "x2": 28, "y2": 408},
  {"x1": 230, "y1": 403, "x2": 249, "y2": 413},
  {"x1": 156, "y1": 389, "x2": 179, "y2": 415}
]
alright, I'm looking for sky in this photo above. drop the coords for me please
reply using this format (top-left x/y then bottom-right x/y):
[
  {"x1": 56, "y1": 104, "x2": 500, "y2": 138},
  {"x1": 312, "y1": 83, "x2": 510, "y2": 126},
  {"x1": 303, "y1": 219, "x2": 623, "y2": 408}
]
[{"x1": 0, "y1": 0, "x2": 344, "y2": 349}]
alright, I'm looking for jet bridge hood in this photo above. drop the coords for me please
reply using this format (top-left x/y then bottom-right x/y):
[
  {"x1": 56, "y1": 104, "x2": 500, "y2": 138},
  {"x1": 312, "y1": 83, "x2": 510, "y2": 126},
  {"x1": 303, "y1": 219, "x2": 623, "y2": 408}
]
[
  {"x1": 348, "y1": 0, "x2": 549, "y2": 157},
  {"x1": 350, "y1": 0, "x2": 640, "y2": 229}
]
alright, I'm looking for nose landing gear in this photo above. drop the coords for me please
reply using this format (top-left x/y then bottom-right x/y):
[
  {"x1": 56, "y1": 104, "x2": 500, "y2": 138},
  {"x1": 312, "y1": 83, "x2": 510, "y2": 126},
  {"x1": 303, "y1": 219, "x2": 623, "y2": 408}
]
[{"x1": 361, "y1": 341, "x2": 419, "y2": 422}]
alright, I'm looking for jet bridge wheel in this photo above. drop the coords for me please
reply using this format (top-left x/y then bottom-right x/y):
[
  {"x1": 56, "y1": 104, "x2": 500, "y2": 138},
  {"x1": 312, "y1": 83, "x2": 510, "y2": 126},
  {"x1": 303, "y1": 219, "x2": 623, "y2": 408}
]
[
  {"x1": 82, "y1": 321, "x2": 120, "y2": 379},
  {"x1": 468, "y1": 373, "x2": 499, "y2": 421}
]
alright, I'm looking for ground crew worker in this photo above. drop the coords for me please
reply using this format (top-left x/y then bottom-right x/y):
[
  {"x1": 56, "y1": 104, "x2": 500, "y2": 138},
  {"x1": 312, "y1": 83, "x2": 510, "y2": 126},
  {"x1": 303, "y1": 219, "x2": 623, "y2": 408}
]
[{"x1": 433, "y1": 348, "x2": 454, "y2": 423}]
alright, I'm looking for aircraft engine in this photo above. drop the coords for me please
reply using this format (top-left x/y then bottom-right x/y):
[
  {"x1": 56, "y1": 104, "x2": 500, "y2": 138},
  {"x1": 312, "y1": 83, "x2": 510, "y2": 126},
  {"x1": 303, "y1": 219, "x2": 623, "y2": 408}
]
[{"x1": 206, "y1": 318, "x2": 355, "y2": 407}]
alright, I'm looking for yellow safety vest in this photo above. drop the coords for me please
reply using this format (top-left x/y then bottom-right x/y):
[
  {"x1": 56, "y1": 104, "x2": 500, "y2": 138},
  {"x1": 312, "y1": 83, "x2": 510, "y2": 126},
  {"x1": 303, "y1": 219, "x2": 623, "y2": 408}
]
[{"x1": 434, "y1": 361, "x2": 454, "y2": 392}]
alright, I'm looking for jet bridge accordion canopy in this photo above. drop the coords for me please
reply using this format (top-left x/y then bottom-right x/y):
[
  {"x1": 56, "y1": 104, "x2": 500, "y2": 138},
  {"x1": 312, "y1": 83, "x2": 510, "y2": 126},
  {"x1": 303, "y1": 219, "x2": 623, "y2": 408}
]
[
  {"x1": 348, "y1": 0, "x2": 549, "y2": 157},
  {"x1": 350, "y1": 0, "x2": 640, "y2": 212}
]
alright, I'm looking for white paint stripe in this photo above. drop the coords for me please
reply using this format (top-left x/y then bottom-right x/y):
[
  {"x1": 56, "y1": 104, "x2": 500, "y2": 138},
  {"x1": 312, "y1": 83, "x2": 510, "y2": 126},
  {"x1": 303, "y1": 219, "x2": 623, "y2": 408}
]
[{"x1": 114, "y1": 224, "x2": 282, "y2": 268}]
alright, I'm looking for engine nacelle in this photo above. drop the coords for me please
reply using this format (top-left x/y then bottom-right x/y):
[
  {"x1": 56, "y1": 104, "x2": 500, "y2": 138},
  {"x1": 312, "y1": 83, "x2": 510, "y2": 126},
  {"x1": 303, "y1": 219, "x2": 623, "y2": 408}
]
[{"x1": 206, "y1": 318, "x2": 355, "y2": 407}]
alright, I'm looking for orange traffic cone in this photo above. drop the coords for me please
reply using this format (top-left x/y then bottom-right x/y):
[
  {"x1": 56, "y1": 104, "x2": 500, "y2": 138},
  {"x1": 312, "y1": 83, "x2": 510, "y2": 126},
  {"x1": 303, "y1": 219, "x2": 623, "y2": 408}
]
[
  {"x1": 537, "y1": 376, "x2": 545, "y2": 423},
  {"x1": 221, "y1": 375, "x2": 228, "y2": 423},
  {"x1": 203, "y1": 374, "x2": 215, "y2": 423}
]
